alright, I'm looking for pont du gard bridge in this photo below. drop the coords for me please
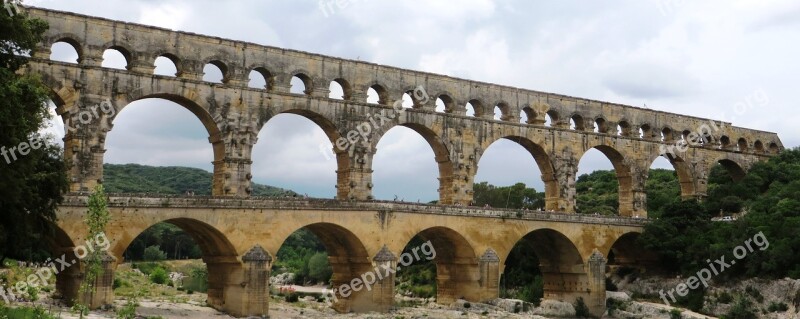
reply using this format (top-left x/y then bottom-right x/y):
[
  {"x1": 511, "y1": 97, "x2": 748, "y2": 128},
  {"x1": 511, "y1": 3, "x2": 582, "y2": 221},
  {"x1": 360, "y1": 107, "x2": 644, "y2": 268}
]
[{"x1": 24, "y1": 6, "x2": 783, "y2": 318}]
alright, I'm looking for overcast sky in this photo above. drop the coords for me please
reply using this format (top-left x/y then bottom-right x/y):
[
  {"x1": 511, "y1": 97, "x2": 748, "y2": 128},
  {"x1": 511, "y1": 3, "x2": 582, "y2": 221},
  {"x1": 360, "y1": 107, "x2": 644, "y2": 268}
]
[{"x1": 34, "y1": 0, "x2": 800, "y2": 201}]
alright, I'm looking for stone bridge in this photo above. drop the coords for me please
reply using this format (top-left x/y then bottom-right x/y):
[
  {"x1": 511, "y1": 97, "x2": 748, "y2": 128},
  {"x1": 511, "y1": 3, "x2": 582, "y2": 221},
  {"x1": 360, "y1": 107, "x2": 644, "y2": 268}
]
[
  {"x1": 55, "y1": 194, "x2": 647, "y2": 316},
  {"x1": 22, "y1": 6, "x2": 782, "y2": 318}
]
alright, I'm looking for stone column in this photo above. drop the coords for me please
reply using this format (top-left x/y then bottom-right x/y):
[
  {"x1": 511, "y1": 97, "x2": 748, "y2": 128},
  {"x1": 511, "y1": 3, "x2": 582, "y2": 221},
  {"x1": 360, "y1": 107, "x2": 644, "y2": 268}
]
[
  {"x1": 336, "y1": 145, "x2": 374, "y2": 201},
  {"x1": 584, "y1": 250, "x2": 607, "y2": 317},
  {"x1": 436, "y1": 258, "x2": 480, "y2": 304},
  {"x1": 371, "y1": 246, "x2": 397, "y2": 312},
  {"x1": 447, "y1": 146, "x2": 479, "y2": 206},
  {"x1": 178, "y1": 59, "x2": 205, "y2": 81},
  {"x1": 551, "y1": 150, "x2": 578, "y2": 212},
  {"x1": 212, "y1": 129, "x2": 257, "y2": 197},
  {"x1": 128, "y1": 53, "x2": 155, "y2": 74},
  {"x1": 224, "y1": 66, "x2": 249, "y2": 87},
  {"x1": 63, "y1": 95, "x2": 116, "y2": 193},
  {"x1": 80, "y1": 48, "x2": 103, "y2": 68},
  {"x1": 240, "y1": 245, "x2": 272, "y2": 317},
  {"x1": 328, "y1": 256, "x2": 374, "y2": 312},
  {"x1": 478, "y1": 249, "x2": 500, "y2": 301},
  {"x1": 79, "y1": 252, "x2": 116, "y2": 310},
  {"x1": 54, "y1": 247, "x2": 81, "y2": 304},
  {"x1": 309, "y1": 80, "x2": 332, "y2": 98}
]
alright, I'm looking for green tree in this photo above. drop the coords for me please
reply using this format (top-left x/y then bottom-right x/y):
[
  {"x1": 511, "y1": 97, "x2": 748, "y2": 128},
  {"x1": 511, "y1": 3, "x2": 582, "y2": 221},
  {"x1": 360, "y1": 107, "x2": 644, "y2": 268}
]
[
  {"x1": 307, "y1": 252, "x2": 332, "y2": 283},
  {"x1": 143, "y1": 245, "x2": 167, "y2": 261},
  {"x1": 0, "y1": 1, "x2": 69, "y2": 265}
]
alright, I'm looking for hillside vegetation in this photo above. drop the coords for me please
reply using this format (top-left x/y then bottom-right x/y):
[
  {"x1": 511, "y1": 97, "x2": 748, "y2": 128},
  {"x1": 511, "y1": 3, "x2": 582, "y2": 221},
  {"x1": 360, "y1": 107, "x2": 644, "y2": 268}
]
[{"x1": 103, "y1": 163, "x2": 295, "y2": 196}]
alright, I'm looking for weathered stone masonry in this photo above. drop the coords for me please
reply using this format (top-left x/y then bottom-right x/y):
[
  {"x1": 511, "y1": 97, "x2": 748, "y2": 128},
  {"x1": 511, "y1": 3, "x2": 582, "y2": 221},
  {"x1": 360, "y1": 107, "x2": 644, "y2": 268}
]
[{"x1": 23, "y1": 6, "x2": 783, "y2": 318}]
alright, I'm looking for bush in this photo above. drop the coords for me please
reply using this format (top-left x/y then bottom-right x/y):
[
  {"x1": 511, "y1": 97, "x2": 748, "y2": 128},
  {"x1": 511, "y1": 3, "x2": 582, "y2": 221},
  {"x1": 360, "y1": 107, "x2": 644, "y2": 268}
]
[
  {"x1": 725, "y1": 297, "x2": 757, "y2": 319},
  {"x1": 745, "y1": 286, "x2": 764, "y2": 303},
  {"x1": 24, "y1": 285, "x2": 39, "y2": 302},
  {"x1": 717, "y1": 291, "x2": 733, "y2": 304},
  {"x1": 285, "y1": 293, "x2": 299, "y2": 303},
  {"x1": 143, "y1": 245, "x2": 167, "y2": 261},
  {"x1": 767, "y1": 301, "x2": 788, "y2": 312},
  {"x1": 606, "y1": 298, "x2": 626, "y2": 315},
  {"x1": 605, "y1": 277, "x2": 618, "y2": 291},
  {"x1": 574, "y1": 297, "x2": 593, "y2": 318},
  {"x1": 133, "y1": 262, "x2": 168, "y2": 275},
  {"x1": 669, "y1": 309, "x2": 682, "y2": 319},
  {"x1": 149, "y1": 267, "x2": 168, "y2": 285},
  {"x1": 307, "y1": 252, "x2": 332, "y2": 283}
]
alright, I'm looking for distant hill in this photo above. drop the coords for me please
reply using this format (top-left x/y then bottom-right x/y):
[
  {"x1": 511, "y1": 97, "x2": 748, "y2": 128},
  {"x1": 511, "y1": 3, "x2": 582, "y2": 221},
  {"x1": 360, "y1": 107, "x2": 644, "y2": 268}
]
[{"x1": 103, "y1": 164, "x2": 296, "y2": 197}]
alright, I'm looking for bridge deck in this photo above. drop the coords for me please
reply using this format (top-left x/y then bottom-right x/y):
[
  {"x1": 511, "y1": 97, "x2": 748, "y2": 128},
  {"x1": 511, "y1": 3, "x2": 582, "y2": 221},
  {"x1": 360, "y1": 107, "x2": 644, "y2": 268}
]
[{"x1": 61, "y1": 193, "x2": 649, "y2": 227}]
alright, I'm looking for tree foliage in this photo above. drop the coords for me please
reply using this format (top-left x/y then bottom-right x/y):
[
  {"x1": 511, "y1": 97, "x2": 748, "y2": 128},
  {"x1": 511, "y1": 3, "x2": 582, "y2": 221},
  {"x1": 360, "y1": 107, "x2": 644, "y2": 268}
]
[
  {"x1": 472, "y1": 182, "x2": 544, "y2": 209},
  {"x1": 639, "y1": 148, "x2": 800, "y2": 279},
  {"x1": 0, "y1": 7, "x2": 69, "y2": 264},
  {"x1": 103, "y1": 164, "x2": 295, "y2": 196}
]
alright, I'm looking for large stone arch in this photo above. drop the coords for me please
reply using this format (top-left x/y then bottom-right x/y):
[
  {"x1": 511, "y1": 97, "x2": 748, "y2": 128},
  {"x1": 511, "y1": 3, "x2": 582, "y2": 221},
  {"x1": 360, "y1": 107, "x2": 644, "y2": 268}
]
[
  {"x1": 397, "y1": 226, "x2": 480, "y2": 304},
  {"x1": 478, "y1": 135, "x2": 560, "y2": 210},
  {"x1": 109, "y1": 92, "x2": 228, "y2": 193},
  {"x1": 577, "y1": 144, "x2": 637, "y2": 216},
  {"x1": 601, "y1": 231, "x2": 657, "y2": 270},
  {"x1": 501, "y1": 228, "x2": 588, "y2": 304},
  {"x1": 370, "y1": 121, "x2": 454, "y2": 203},
  {"x1": 255, "y1": 108, "x2": 350, "y2": 199},
  {"x1": 647, "y1": 152, "x2": 697, "y2": 200},
  {"x1": 713, "y1": 157, "x2": 748, "y2": 182},
  {"x1": 112, "y1": 217, "x2": 239, "y2": 310},
  {"x1": 273, "y1": 222, "x2": 374, "y2": 313}
]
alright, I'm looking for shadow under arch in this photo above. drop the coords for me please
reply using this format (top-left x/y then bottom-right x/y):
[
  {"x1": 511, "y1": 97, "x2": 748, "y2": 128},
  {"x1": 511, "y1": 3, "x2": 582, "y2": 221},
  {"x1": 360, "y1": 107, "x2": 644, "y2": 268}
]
[
  {"x1": 502, "y1": 228, "x2": 584, "y2": 303},
  {"x1": 275, "y1": 222, "x2": 372, "y2": 313},
  {"x1": 578, "y1": 145, "x2": 635, "y2": 216},
  {"x1": 604, "y1": 232, "x2": 658, "y2": 269},
  {"x1": 400, "y1": 226, "x2": 480, "y2": 304},
  {"x1": 481, "y1": 136, "x2": 559, "y2": 210},
  {"x1": 373, "y1": 122, "x2": 455, "y2": 203},
  {"x1": 117, "y1": 217, "x2": 239, "y2": 311},
  {"x1": 648, "y1": 153, "x2": 697, "y2": 200},
  {"x1": 47, "y1": 223, "x2": 83, "y2": 305},
  {"x1": 715, "y1": 158, "x2": 747, "y2": 182}
]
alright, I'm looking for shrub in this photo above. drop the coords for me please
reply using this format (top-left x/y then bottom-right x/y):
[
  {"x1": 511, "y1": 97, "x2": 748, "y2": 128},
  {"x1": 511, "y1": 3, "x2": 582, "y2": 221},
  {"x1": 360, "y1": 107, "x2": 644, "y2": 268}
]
[
  {"x1": 143, "y1": 245, "x2": 167, "y2": 261},
  {"x1": 725, "y1": 297, "x2": 757, "y2": 319},
  {"x1": 717, "y1": 291, "x2": 733, "y2": 304},
  {"x1": 669, "y1": 309, "x2": 682, "y2": 319},
  {"x1": 767, "y1": 301, "x2": 788, "y2": 312},
  {"x1": 24, "y1": 285, "x2": 38, "y2": 302},
  {"x1": 605, "y1": 277, "x2": 618, "y2": 291},
  {"x1": 308, "y1": 252, "x2": 332, "y2": 283},
  {"x1": 285, "y1": 293, "x2": 299, "y2": 303},
  {"x1": 574, "y1": 297, "x2": 593, "y2": 318},
  {"x1": 745, "y1": 286, "x2": 764, "y2": 303},
  {"x1": 149, "y1": 267, "x2": 168, "y2": 285}
]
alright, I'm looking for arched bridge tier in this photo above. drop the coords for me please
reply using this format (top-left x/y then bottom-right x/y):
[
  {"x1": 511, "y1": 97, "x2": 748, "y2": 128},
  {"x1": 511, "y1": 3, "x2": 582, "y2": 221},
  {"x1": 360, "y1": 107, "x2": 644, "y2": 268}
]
[
  {"x1": 24, "y1": 7, "x2": 782, "y2": 218},
  {"x1": 55, "y1": 194, "x2": 646, "y2": 316}
]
